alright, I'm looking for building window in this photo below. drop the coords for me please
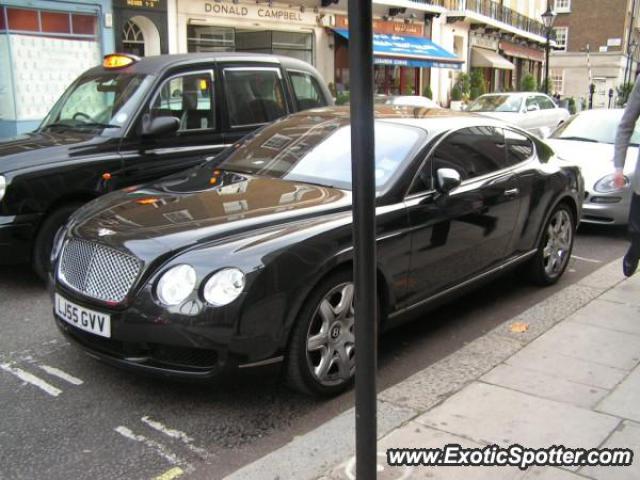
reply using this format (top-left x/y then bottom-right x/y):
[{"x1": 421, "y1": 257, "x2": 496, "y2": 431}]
[
  {"x1": 550, "y1": 70, "x2": 564, "y2": 95},
  {"x1": 122, "y1": 19, "x2": 145, "y2": 57},
  {"x1": 554, "y1": 0, "x2": 571, "y2": 13},
  {"x1": 187, "y1": 25, "x2": 313, "y2": 65},
  {"x1": 553, "y1": 27, "x2": 568, "y2": 51}
]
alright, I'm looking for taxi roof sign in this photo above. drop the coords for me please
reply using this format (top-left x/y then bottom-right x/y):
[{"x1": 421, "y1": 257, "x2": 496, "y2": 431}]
[{"x1": 103, "y1": 54, "x2": 139, "y2": 69}]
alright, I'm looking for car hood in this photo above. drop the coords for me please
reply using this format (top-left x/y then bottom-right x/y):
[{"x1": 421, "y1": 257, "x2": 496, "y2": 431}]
[
  {"x1": 546, "y1": 139, "x2": 638, "y2": 187},
  {"x1": 0, "y1": 130, "x2": 107, "y2": 173},
  {"x1": 68, "y1": 164, "x2": 352, "y2": 263}
]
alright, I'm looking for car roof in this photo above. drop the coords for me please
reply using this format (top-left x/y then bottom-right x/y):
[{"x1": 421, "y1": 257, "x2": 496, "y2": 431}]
[
  {"x1": 84, "y1": 52, "x2": 319, "y2": 76},
  {"x1": 288, "y1": 106, "x2": 513, "y2": 135},
  {"x1": 477, "y1": 92, "x2": 548, "y2": 97}
]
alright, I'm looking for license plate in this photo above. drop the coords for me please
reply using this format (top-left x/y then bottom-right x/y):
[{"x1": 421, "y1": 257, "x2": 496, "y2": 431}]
[{"x1": 55, "y1": 293, "x2": 111, "y2": 338}]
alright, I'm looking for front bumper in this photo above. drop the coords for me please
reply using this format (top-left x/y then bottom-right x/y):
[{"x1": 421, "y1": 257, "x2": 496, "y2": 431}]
[
  {"x1": 0, "y1": 214, "x2": 42, "y2": 264},
  {"x1": 580, "y1": 191, "x2": 631, "y2": 225},
  {"x1": 52, "y1": 281, "x2": 283, "y2": 380}
]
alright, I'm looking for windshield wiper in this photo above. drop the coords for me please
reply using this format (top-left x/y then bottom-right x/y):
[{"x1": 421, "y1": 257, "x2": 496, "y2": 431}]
[
  {"x1": 41, "y1": 122, "x2": 72, "y2": 131},
  {"x1": 557, "y1": 136, "x2": 599, "y2": 143}
]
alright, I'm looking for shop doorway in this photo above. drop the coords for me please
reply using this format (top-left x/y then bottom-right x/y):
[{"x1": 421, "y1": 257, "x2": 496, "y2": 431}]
[{"x1": 121, "y1": 16, "x2": 160, "y2": 57}]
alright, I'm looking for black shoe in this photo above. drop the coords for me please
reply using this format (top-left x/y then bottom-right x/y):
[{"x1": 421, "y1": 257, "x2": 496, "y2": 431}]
[{"x1": 623, "y1": 250, "x2": 639, "y2": 277}]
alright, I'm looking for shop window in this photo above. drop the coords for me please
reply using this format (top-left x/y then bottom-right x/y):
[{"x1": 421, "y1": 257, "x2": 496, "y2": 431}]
[
  {"x1": 223, "y1": 68, "x2": 288, "y2": 127},
  {"x1": 7, "y1": 8, "x2": 39, "y2": 31},
  {"x1": 149, "y1": 72, "x2": 215, "y2": 131},
  {"x1": 41, "y1": 11, "x2": 70, "y2": 34},
  {"x1": 289, "y1": 71, "x2": 327, "y2": 110},
  {"x1": 72, "y1": 14, "x2": 97, "y2": 35},
  {"x1": 187, "y1": 25, "x2": 235, "y2": 52}
]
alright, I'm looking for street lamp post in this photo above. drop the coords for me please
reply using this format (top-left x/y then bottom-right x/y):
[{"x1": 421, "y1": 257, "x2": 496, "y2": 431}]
[{"x1": 541, "y1": 2, "x2": 557, "y2": 95}]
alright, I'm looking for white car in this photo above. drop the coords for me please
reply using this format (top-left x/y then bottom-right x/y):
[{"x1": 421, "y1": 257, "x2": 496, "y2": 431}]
[
  {"x1": 375, "y1": 95, "x2": 441, "y2": 109},
  {"x1": 467, "y1": 92, "x2": 570, "y2": 137},
  {"x1": 546, "y1": 109, "x2": 639, "y2": 225}
]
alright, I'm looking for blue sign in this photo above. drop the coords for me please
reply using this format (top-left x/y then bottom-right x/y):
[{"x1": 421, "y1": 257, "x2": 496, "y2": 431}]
[{"x1": 333, "y1": 29, "x2": 463, "y2": 70}]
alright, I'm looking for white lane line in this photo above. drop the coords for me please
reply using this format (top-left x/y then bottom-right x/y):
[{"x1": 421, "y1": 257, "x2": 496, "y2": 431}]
[
  {"x1": 141, "y1": 416, "x2": 209, "y2": 458},
  {"x1": 114, "y1": 426, "x2": 191, "y2": 471},
  {"x1": 0, "y1": 363, "x2": 62, "y2": 397},
  {"x1": 38, "y1": 365, "x2": 84, "y2": 386},
  {"x1": 571, "y1": 255, "x2": 602, "y2": 264}
]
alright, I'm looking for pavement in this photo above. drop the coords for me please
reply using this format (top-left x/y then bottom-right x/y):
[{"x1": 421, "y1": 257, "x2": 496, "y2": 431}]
[{"x1": 222, "y1": 257, "x2": 640, "y2": 480}]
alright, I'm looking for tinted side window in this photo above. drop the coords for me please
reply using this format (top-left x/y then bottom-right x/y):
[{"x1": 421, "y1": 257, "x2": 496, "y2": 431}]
[
  {"x1": 537, "y1": 96, "x2": 556, "y2": 110},
  {"x1": 526, "y1": 96, "x2": 541, "y2": 111},
  {"x1": 289, "y1": 71, "x2": 327, "y2": 110},
  {"x1": 505, "y1": 129, "x2": 534, "y2": 165},
  {"x1": 432, "y1": 126, "x2": 507, "y2": 181},
  {"x1": 149, "y1": 72, "x2": 215, "y2": 131},
  {"x1": 223, "y1": 68, "x2": 288, "y2": 127}
]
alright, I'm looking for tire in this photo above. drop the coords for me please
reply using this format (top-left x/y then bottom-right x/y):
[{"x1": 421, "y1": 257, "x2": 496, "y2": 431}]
[
  {"x1": 32, "y1": 203, "x2": 82, "y2": 281},
  {"x1": 285, "y1": 269, "x2": 378, "y2": 397},
  {"x1": 527, "y1": 203, "x2": 575, "y2": 286}
]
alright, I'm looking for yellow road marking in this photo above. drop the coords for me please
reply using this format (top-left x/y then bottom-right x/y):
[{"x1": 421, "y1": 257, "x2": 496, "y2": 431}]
[{"x1": 153, "y1": 466, "x2": 184, "y2": 480}]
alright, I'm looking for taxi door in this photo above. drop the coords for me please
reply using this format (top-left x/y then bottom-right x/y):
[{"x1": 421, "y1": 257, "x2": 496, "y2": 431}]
[{"x1": 116, "y1": 67, "x2": 227, "y2": 188}]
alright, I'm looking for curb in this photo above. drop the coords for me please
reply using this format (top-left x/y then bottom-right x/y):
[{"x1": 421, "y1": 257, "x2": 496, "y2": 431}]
[{"x1": 222, "y1": 258, "x2": 626, "y2": 480}]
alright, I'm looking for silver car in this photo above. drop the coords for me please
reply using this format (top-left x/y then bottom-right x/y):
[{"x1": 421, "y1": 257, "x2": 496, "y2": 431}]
[
  {"x1": 467, "y1": 92, "x2": 570, "y2": 138},
  {"x1": 546, "y1": 109, "x2": 639, "y2": 225}
]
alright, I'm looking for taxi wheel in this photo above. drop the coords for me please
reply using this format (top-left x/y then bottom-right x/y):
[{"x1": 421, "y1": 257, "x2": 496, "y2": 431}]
[
  {"x1": 285, "y1": 269, "x2": 379, "y2": 397},
  {"x1": 32, "y1": 203, "x2": 82, "y2": 282}
]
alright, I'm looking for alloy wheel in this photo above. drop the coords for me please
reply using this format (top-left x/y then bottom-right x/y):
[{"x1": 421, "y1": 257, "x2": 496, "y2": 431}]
[
  {"x1": 305, "y1": 282, "x2": 355, "y2": 386},
  {"x1": 543, "y1": 209, "x2": 573, "y2": 277}
]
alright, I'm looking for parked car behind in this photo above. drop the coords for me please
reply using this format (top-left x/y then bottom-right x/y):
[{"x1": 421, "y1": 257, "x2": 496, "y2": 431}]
[
  {"x1": 375, "y1": 95, "x2": 441, "y2": 109},
  {"x1": 51, "y1": 107, "x2": 583, "y2": 396},
  {"x1": 546, "y1": 109, "x2": 639, "y2": 225},
  {"x1": 467, "y1": 92, "x2": 569, "y2": 138},
  {"x1": 0, "y1": 53, "x2": 332, "y2": 279}
]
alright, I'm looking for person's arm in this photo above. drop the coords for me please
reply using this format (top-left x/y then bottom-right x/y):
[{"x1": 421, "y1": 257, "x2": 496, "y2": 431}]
[{"x1": 614, "y1": 76, "x2": 640, "y2": 187}]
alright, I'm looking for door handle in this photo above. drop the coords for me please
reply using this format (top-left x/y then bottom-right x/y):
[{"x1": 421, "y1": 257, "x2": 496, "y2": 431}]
[{"x1": 504, "y1": 188, "x2": 520, "y2": 197}]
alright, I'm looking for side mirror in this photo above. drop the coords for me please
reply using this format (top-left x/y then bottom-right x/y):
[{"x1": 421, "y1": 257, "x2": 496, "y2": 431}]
[
  {"x1": 527, "y1": 104, "x2": 540, "y2": 112},
  {"x1": 436, "y1": 168, "x2": 461, "y2": 194},
  {"x1": 142, "y1": 115, "x2": 180, "y2": 137}
]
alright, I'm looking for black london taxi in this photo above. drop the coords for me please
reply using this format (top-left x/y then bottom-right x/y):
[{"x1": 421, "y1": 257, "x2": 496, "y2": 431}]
[{"x1": 0, "y1": 52, "x2": 332, "y2": 279}]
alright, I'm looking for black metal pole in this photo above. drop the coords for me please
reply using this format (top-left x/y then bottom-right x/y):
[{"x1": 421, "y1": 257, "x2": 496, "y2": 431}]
[
  {"x1": 347, "y1": 0, "x2": 378, "y2": 478},
  {"x1": 544, "y1": 31, "x2": 550, "y2": 94}
]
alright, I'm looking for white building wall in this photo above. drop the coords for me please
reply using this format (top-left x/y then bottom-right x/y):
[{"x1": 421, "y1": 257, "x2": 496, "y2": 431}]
[{"x1": 433, "y1": 20, "x2": 469, "y2": 106}]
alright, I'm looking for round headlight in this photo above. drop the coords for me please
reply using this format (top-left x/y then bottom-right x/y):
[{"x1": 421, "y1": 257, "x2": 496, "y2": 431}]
[
  {"x1": 156, "y1": 264, "x2": 197, "y2": 306},
  {"x1": 594, "y1": 174, "x2": 629, "y2": 193},
  {"x1": 203, "y1": 268, "x2": 245, "y2": 306}
]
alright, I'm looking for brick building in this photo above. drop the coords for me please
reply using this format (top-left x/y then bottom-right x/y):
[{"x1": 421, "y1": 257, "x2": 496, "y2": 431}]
[{"x1": 549, "y1": 0, "x2": 640, "y2": 107}]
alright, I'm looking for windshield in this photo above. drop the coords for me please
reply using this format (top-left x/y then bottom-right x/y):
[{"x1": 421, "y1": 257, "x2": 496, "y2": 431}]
[
  {"x1": 40, "y1": 73, "x2": 152, "y2": 133},
  {"x1": 217, "y1": 116, "x2": 423, "y2": 190},
  {"x1": 468, "y1": 95, "x2": 522, "y2": 113},
  {"x1": 550, "y1": 111, "x2": 640, "y2": 145}
]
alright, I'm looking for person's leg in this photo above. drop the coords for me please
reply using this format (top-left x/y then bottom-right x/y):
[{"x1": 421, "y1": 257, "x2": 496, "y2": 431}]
[{"x1": 624, "y1": 192, "x2": 640, "y2": 276}]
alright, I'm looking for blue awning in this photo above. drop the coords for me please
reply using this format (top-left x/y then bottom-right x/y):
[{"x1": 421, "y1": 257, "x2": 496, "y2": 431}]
[{"x1": 332, "y1": 29, "x2": 463, "y2": 70}]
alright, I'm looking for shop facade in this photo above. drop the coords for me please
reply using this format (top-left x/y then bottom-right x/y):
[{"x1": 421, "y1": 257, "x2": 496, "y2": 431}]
[
  {"x1": 499, "y1": 39, "x2": 544, "y2": 91},
  {"x1": 469, "y1": 32, "x2": 514, "y2": 92},
  {"x1": 171, "y1": 0, "x2": 333, "y2": 82},
  {"x1": 113, "y1": 0, "x2": 168, "y2": 57},
  {"x1": 333, "y1": 14, "x2": 462, "y2": 97},
  {"x1": 0, "y1": 0, "x2": 114, "y2": 138}
]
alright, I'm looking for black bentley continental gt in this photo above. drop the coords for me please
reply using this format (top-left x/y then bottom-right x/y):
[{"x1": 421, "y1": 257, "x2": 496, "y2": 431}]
[{"x1": 51, "y1": 107, "x2": 583, "y2": 396}]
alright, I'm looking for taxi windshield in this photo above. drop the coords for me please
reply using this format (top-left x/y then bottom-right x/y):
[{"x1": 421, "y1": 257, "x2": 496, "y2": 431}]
[{"x1": 40, "y1": 72, "x2": 152, "y2": 133}]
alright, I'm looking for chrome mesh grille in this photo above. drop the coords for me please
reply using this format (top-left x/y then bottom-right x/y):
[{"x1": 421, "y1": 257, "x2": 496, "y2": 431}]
[{"x1": 58, "y1": 239, "x2": 142, "y2": 303}]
